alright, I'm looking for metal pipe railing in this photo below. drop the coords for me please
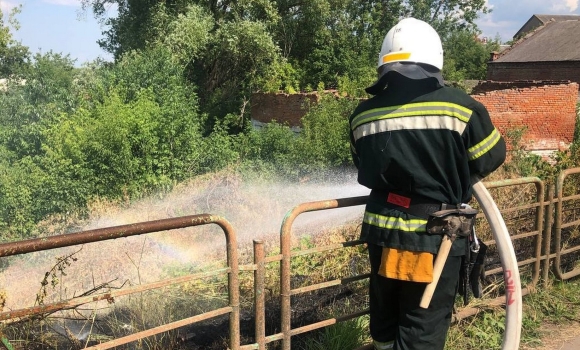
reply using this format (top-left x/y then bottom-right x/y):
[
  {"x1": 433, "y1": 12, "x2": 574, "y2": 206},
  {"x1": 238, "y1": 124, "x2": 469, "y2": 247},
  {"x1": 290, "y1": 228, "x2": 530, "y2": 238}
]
[
  {"x1": 553, "y1": 168, "x2": 580, "y2": 280},
  {"x1": 2, "y1": 168, "x2": 580, "y2": 348},
  {"x1": 0, "y1": 214, "x2": 240, "y2": 350}
]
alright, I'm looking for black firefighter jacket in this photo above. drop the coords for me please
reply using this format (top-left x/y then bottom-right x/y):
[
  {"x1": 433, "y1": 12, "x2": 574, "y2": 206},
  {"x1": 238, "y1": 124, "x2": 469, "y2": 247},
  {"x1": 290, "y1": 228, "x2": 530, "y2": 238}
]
[{"x1": 349, "y1": 76, "x2": 506, "y2": 255}]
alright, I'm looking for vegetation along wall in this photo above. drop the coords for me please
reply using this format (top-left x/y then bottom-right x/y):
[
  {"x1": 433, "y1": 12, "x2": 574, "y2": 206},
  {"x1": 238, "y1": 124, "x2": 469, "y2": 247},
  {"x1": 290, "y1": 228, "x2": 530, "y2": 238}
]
[
  {"x1": 251, "y1": 81, "x2": 579, "y2": 156},
  {"x1": 250, "y1": 92, "x2": 321, "y2": 132}
]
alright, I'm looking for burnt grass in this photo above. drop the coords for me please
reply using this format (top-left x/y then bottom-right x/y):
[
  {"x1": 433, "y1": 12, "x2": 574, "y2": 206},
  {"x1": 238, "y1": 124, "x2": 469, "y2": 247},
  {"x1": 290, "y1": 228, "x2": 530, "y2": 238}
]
[
  {"x1": 175, "y1": 284, "x2": 366, "y2": 349},
  {"x1": 2, "y1": 284, "x2": 365, "y2": 350}
]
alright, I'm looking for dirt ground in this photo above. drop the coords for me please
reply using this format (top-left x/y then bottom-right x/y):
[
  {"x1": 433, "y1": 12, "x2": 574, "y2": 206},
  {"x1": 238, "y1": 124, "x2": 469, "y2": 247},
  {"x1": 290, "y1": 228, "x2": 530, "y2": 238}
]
[{"x1": 521, "y1": 321, "x2": 580, "y2": 350}]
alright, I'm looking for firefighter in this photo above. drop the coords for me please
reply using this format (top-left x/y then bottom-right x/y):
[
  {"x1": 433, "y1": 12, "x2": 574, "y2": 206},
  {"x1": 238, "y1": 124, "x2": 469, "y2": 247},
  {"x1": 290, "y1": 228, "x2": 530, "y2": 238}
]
[{"x1": 349, "y1": 17, "x2": 506, "y2": 350}]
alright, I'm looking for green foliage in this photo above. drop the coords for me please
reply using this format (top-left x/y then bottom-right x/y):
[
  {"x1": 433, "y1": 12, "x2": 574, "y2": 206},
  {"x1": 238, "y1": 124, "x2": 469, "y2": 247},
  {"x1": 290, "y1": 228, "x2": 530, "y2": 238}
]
[
  {"x1": 464, "y1": 312, "x2": 504, "y2": 348},
  {"x1": 298, "y1": 94, "x2": 357, "y2": 167},
  {"x1": 501, "y1": 127, "x2": 555, "y2": 179},
  {"x1": 197, "y1": 19, "x2": 280, "y2": 119},
  {"x1": 67, "y1": 91, "x2": 165, "y2": 197},
  {"x1": 566, "y1": 104, "x2": 580, "y2": 164},
  {"x1": 0, "y1": 53, "x2": 84, "y2": 240},
  {"x1": 337, "y1": 68, "x2": 376, "y2": 98},
  {"x1": 284, "y1": 1, "x2": 393, "y2": 90},
  {"x1": 236, "y1": 92, "x2": 355, "y2": 179},
  {"x1": 0, "y1": 52, "x2": 76, "y2": 158},
  {"x1": 100, "y1": 47, "x2": 202, "y2": 177},
  {"x1": 0, "y1": 6, "x2": 30, "y2": 77},
  {"x1": 195, "y1": 120, "x2": 242, "y2": 173},
  {"x1": 0, "y1": 46, "x2": 207, "y2": 240},
  {"x1": 156, "y1": 4, "x2": 214, "y2": 68},
  {"x1": 257, "y1": 58, "x2": 301, "y2": 94},
  {"x1": 443, "y1": 30, "x2": 500, "y2": 81},
  {"x1": 241, "y1": 121, "x2": 300, "y2": 167},
  {"x1": 0, "y1": 157, "x2": 39, "y2": 239},
  {"x1": 48, "y1": 47, "x2": 205, "y2": 199},
  {"x1": 302, "y1": 316, "x2": 369, "y2": 350}
]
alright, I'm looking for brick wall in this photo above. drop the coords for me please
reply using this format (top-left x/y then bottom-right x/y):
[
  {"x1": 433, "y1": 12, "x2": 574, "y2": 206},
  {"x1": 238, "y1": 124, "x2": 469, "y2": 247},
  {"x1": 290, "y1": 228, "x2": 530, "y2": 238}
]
[
  {"x1": 471, "y1": 81, "x2": 578, "y2": 151},
  {"x1": 251, "y1": 81, "x2": 579, "y2": 153},
  {"x1": 250, "y1": 92, "x2": 320, "y2": 127},
  {"x1": 487, "y1": 61, "x2": 580, "y2": 84}
]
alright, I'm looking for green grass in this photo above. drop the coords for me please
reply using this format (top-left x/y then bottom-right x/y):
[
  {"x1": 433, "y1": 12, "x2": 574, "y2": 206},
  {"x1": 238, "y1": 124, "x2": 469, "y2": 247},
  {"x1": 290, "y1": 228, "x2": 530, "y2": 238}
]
[
  {"x1": 297, "y1": 279, "x2": 580, "y2": 350},
  {"x1": 300, "y1": 316, "x2": 370, "y2": 350}
]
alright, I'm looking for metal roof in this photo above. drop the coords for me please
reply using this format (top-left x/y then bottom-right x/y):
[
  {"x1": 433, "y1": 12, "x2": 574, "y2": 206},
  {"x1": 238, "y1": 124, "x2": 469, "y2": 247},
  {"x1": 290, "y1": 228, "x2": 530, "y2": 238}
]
[
  {"x1": 513, "y1": 14, "x2": 580, "y2": 38},
  {"x1": 533, "y1": 14, "x2": 580, "y2": 23},
  {"x1": 494, "y1": 20, "x2": 580, "y2": 62}
]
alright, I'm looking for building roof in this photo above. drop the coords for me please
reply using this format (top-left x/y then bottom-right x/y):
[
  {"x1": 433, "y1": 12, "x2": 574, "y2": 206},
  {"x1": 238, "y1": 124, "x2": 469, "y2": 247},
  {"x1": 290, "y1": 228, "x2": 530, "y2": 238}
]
[
  {"x1": 534, "y1": 14, "x2": 580, "y2": 22},
  {"x1": 513, "y1": 14, "x2": 580, "y2": 38},
  {"x1": 494, "y1": 19, "x2": 580, "y2": 63}
]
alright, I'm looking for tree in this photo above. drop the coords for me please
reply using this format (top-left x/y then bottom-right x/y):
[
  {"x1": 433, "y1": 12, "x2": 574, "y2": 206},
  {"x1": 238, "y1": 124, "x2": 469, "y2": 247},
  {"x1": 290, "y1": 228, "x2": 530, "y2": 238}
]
[
  {"x1": 0, "y1": 52, "x2": 76, "y2": 158},
  {"x1": 82, "y1": 1, "x2": 282, "y2": 123},
  {"x1": 0, "y1": 6, "x2": 30, "y2": 77},
  {"x1": 274, "y1": 0, "x2": 402, "y2": 90},
  {"x1": 79, "y1": 0, "x2": 494, "y2": 118},
  {"x1": 443, "y1": 30, "x2": 500, "y2": 81},
  {"x1": 195, "y1": 19, "x2": 280, "y2": 121},
  {"x1": 402, "y1": 0, "x2": 490, "y2": 38}
]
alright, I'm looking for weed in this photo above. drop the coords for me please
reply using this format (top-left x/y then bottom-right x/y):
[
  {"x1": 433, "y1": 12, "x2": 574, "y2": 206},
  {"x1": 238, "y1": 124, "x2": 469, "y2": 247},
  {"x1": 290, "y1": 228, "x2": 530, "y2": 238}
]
[{"x1": 301, "y1": 316, "x2": 370, "y2": 350}]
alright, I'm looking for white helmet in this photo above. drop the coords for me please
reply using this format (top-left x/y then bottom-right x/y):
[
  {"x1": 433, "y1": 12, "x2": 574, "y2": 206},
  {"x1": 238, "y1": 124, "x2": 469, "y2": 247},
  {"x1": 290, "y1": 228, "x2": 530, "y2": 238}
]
[
  {"x1": 366, "y1": 17, "x2": 444, "y2": 94},
  {"x1": 378, "y1": 17, "x2": 443, "y2": 70}
]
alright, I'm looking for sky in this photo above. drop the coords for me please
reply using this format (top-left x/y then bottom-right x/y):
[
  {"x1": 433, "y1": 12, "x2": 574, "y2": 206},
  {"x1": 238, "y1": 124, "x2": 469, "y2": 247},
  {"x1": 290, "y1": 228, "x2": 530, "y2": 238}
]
[
  {"x1": 1, "y1": 0, "x2": 580, "y2": 66},
  {"x1": 0, "y1": 0, "x2": 116, "y2": 66}
]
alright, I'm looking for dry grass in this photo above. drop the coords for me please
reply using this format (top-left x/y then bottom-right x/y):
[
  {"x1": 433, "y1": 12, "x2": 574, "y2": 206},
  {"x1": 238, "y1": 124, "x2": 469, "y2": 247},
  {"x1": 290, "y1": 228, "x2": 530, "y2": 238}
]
[
  {"x1": 0, "y1": 168, "x2": 368, "y2": 349},
  {"x1": 4, "y1": 163, "x2": 580, "y2": 349}
]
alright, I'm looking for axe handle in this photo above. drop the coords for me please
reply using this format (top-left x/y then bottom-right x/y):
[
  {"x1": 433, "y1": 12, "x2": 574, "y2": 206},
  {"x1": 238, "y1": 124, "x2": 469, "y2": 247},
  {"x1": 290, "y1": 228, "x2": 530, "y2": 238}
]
[{"x1": 420, "y1": 235, "x2": 453, "y2": 308}]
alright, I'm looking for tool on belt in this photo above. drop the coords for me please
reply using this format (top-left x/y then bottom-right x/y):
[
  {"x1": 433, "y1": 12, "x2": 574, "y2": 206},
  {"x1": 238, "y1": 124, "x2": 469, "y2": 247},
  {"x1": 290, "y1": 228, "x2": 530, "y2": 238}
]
[
  {"x1": 369, "y1": 190, "x2": 487, "y2": 307},
  {"x1": 419, "y1": 205, "x2": 478, "y2": 309},
  {"x1": 459, "y1": 230, "x2": 488, "y2": 304}
]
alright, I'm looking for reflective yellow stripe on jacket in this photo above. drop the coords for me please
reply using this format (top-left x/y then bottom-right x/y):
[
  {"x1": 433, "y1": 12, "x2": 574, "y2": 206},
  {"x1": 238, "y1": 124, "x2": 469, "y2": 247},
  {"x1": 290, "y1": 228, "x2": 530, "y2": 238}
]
[
  {"x1": 363, "y1": 212, "x2": 428, "y2": 232},
  {"x1": 468, "y1": 128, "x2": 502, "y2": 160},
  {"x1": 351, "y1": 102, "x2": 472, "y2": 142}
]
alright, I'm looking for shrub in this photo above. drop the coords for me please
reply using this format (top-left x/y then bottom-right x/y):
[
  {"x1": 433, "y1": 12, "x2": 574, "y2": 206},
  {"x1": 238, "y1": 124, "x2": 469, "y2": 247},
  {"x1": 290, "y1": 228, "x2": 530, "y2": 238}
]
[{"x1": 297, "y1": 93, "x2": 357, "y2": 167}]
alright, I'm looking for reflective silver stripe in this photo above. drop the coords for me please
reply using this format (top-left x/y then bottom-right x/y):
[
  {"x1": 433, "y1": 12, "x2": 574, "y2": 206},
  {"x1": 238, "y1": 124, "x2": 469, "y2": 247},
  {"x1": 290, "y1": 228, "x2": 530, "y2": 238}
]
[
  {"x1": 468, "y1": 128, "x2": 501, "y2": 160},
  {"x1": 363, "y1": 212, "x2": 427, "y2": 232},
  {"x1": 352, "y1": 115, "x2": 468, "y2": 142},
  {"x1": 373, "y1": 340, "x2": 395, "y2": 349},
  {"x1": 351, "y1": 102, "x2": 472, "y2": 130}
]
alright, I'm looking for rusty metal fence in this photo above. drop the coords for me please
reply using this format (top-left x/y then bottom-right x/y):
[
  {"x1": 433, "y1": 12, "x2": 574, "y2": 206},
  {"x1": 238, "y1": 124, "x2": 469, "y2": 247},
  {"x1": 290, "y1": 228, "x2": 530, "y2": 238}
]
[
  {"x1": 0, "y1": 215, "x2": 241, "y2": 350},
  {"x1": 1, "y1": 168, "x2": 580, "y2": 349}
]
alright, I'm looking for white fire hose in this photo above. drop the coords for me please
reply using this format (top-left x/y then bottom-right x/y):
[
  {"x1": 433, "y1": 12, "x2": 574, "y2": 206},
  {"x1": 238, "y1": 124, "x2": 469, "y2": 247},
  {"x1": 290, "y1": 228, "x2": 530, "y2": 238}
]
[
  {"x1": 420, "y1": 179, "x2": 522, "y2": 349},
  {"x1": 472, "y1": 180, "x2": 522, "y2": 350}
]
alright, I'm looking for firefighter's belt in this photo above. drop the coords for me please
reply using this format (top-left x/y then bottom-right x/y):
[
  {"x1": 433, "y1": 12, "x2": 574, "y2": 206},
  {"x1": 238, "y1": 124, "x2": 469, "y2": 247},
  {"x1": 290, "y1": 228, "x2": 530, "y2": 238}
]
[
  {"x1": 369, "y1": 190, "x2": 445, "y2": 219},
  {"x1": 426, "y1": 208, "x2": 478, "y2": 237}
]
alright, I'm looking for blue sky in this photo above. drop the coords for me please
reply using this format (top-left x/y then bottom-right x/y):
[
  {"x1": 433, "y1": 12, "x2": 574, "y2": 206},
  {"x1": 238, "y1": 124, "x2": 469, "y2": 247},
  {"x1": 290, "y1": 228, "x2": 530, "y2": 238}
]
[
  {"x1": 478, "y1": 0, "x2": 580, "y2": 41},
  {"x1": 1, "y1": 0, "x2": 580, "y2": 66},
  {"x1": 1, "y1": 0, "x2": 116, "y2": 66}
]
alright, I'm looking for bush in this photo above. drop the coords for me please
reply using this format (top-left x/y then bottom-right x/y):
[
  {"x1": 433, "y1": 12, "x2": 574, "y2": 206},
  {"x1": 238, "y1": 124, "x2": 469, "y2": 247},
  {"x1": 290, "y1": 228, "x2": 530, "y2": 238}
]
[{"x1": 297, "y1": 93, "x2": 357, "y2": 167}]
